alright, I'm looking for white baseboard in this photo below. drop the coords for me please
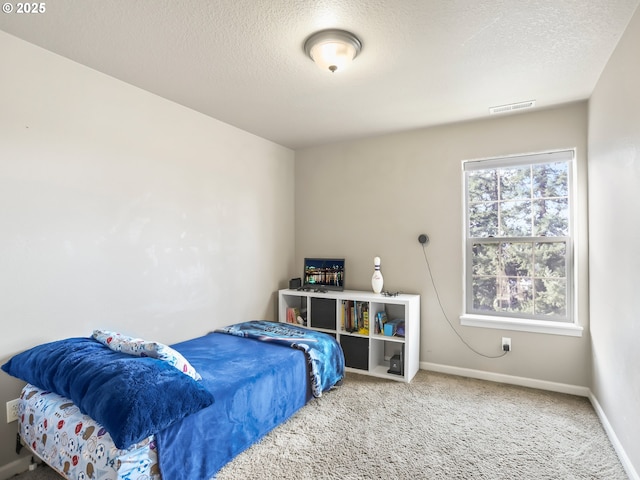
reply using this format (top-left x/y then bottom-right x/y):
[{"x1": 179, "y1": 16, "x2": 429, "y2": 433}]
[
  {"x1": 421, "y1": 362, "x2": 638, "y2": 479},
  {"x1": 0, "y1": 456, "x2": 32, "y2": 480},
  {"x1": 421, "y1": 361, "x2": 590, "y2": 397},
  {"x1": 589, "y1": 392, "x2": 639, "y2": 480}
]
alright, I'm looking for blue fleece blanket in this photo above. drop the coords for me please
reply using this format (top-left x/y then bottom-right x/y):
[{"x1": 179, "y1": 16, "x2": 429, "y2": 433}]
[
  {"x1": 1, "y1": 337, "x2": 214, "y2": 449},
  {"x1": 157, "y1": 332, "x2": 312, "y2": 479},
  {"x1": 215, "y1": 320, "x2": 345, "y2": 397}
]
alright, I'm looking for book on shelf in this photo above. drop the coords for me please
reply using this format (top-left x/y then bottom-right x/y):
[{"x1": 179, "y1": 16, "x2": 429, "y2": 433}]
[
  {"x1": 374, "y1": 311, "x2": 387, "y2": 334},
  {"x1": 342, "y1": 300, "x2": 354, "y2": 332},
  {"x1": 358, "y1": 302, "x2": 369, "y2": 335},
  {"x1": 341, "y1": 300, "x2": 370, "y2": 335}
]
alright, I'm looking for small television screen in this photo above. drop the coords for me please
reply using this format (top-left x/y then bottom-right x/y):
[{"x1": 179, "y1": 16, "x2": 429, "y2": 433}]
[{"x1": 303, "y1": 258, "x2": 345, "y2": 291}]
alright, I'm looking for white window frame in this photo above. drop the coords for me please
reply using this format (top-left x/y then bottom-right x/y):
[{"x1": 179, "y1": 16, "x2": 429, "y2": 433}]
[{"x1": 460, "y1": 149, "x2": 583, "y2": 337}]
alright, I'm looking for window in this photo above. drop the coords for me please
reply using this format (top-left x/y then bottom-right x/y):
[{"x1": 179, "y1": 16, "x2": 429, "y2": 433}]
[{"x1": 461, "y1": 150, "x2": 581, "y2": 335}]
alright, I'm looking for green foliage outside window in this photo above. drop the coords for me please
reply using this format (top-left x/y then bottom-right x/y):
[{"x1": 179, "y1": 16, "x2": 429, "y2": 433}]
[{"x1": 465, "y1": 156, "x2": 572, "y2": 321}]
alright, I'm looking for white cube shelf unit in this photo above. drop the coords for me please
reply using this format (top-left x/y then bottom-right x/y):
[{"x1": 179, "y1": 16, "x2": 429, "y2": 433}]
[{"x1": 278, "y1": 289, "x2": 420, "y2": 383}]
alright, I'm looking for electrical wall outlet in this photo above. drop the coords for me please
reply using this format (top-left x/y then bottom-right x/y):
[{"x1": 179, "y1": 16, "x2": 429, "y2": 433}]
[
  {"x1": 502, "y1": 337, "x2": 512, "y2": 352},
  {"x1": 6, "y1": 399, "x2": 20, "y2": 423}
]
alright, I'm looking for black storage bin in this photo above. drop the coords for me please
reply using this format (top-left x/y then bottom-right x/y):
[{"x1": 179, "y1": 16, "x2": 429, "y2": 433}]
[
  {"x1": 310, "y1": 297, "x2": 336, "y2": 330},
  {"x1": 340, "y1": 335, "x2": 369, "y2": 370}
]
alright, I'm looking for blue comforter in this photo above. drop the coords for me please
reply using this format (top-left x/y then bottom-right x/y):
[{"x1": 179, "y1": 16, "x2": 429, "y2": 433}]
[
  {"x1": 215, "y1": 320, "x2": 345, "y2": 397},
  {"x1": 157, "y1": 329, "x2": 344, "y2": 479}
]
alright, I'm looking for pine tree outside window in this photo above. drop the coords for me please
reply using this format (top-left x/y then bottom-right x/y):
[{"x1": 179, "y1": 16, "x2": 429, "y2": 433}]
[{"x1": 461, "y1": 150, "x2": 580, "y2": 334}]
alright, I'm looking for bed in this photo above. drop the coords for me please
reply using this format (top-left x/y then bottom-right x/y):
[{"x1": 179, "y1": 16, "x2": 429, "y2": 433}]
[{"x1": 2, "y1": 321, "x2": 345, "y2": 480}]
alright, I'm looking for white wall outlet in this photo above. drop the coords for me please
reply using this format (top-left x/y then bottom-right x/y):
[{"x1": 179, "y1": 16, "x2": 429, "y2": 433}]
[
  {"x1": 6, "y1": 399, "x2": 20, "y2": 423},
  {"x1": 502, "y1": 337, "x2": 512, "y2": 352}
]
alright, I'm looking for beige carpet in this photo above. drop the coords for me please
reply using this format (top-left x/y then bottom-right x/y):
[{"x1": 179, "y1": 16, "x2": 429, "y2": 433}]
[{"x1": 12, "y1": 371, "x2": 628, "y2": 479}]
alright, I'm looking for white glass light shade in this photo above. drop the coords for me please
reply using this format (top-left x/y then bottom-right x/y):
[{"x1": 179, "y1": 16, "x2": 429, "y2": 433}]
[
  {"x1": 309, "y1": 40, "x2": 356, "y2": 72},
  {"x1": 304, "y1": 29, "x2": 362, "y2": 73}
]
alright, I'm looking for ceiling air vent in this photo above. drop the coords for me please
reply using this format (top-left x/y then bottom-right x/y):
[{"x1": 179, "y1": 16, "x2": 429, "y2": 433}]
[{"x1": 489, "y1": 100, "x2": 536, "y2": 115}]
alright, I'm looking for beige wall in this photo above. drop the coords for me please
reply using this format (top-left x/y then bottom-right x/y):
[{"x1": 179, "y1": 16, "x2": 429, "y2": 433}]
[
  {"x1": 0, "y1": 31, "x2": 295, "y2": 471},
  {"x1": 295, "y1": 102, "x2": 590, "y2": 388},
  {"x1": 588, "y1": 5, "x2": 640, "y2": 477}
]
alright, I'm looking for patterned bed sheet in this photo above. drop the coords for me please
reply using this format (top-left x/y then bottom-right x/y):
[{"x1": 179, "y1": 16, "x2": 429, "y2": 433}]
[{"x1": 19, "y1": 384, "x2": 161, "y2": 480}]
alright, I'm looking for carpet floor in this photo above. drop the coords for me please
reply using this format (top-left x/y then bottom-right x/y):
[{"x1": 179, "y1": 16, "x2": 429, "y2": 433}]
[{"x1": 11, "y1": 370, "x2": 628, "y2": 479}]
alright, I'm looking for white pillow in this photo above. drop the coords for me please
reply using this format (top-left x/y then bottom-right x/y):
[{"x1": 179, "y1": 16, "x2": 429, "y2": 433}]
[{"x1": 92, "y1": 329, "x2": 202, "y2": 381}]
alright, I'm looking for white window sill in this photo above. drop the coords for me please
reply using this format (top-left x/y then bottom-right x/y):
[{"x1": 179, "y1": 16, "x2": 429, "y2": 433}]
[{"x1": 460, "y1": 314, "x2": 583, "y2": 337}]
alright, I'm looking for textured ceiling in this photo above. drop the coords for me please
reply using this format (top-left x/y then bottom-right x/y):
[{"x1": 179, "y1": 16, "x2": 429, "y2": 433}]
[{"x1": 1, "y1": 0, "x2": 638, "y2": 149}]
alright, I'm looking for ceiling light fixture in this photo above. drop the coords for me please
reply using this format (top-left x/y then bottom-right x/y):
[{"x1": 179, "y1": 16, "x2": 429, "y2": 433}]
[{"x1": 304, "y1": 29, "x2": 362, "y2": 73}]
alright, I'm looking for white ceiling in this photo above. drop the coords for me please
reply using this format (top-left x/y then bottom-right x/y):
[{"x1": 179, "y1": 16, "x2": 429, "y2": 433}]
[{"x1": 1, "y1": 0, "x2": 638, "y2": 149}]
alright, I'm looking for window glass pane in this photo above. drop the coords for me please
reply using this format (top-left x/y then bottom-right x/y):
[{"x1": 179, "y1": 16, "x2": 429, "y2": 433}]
[
  {"x1": 502, "y1": 242, "x2": 532, "y2": 277},
  {"x1": 534, "y1": 242, "x2": 566, "y2": 277},
  {"x1": 468, "y1": 170, "x2": 498, "y2": 202},
  {"x1": 502, "y1": 277, "x2": 533, "y2": 314},
  {"x1": 533, "y1": 162, "x2": 568, "y2": 198},
  {"x1": 499, "y1": 242, "x2": 534, "y2": 314},
  {"x1": 500, "y1": 200, "x2": 532, "y2": 237},
  {"x1": 533, "y1": 199, "x2": 568, "y2": 236},
  {"x1": 500, "y1": 165, "x2": 531, "y2": 200},
  {"x1": 488, "y1": 276, "x2": 534, "y2": 314},
  {"x1": 534, "y1": 278, "x2": 567, "y2": 316},
  {"x1": 472, "y1": 243, "x2": 499, "y2": 276},
  {"x1": 469, "y1": 202, "x2": 498, "y2": 237},
  {"x1": 472, "y1": 276, "x2": 497, "y2": 312}
]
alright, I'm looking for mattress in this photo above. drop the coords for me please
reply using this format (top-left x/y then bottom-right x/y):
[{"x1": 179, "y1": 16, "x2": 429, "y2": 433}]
[{"x1": 19, "y1": 383, "x2": 160, "y2": 480}]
